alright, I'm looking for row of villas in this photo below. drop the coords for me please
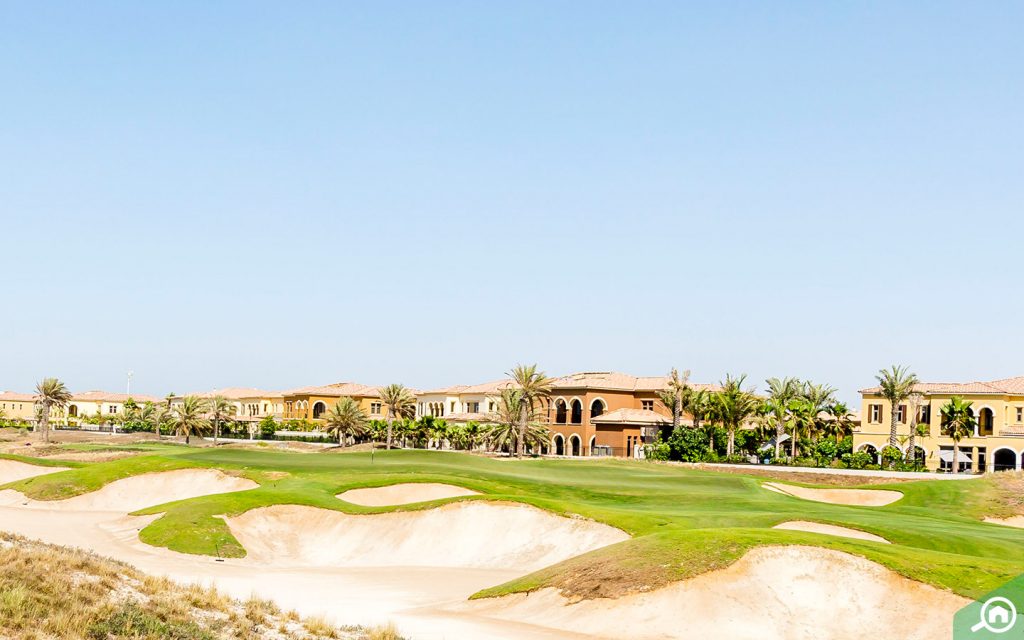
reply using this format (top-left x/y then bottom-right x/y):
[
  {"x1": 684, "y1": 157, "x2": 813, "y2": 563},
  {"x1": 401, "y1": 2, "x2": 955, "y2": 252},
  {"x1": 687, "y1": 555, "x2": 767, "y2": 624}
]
[
  {"x1": 0, "y1": 390, "x2": 161, "y2": 424},
  {"x1": 854, "y1": 376, "x2": 1024, "y2": 473}
]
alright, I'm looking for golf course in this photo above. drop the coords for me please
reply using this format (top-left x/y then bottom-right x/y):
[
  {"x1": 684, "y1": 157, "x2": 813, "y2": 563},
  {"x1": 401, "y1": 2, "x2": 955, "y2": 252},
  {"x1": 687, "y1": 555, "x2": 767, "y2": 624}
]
[{"x1": 2, "y1": 440, "x2": 1023, "y2": 639}]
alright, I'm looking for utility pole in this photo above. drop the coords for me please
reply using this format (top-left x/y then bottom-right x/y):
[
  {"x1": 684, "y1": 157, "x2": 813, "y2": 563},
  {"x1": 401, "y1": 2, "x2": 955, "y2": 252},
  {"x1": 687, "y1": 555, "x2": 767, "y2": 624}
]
[{"x1": 127, "y1": 371, "x2": 134, "y2": 397}]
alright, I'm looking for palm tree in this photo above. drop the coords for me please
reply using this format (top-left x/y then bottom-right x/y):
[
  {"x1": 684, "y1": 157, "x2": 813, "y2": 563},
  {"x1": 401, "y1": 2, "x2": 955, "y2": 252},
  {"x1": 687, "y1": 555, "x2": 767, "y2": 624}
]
[
  {"x1": 508, "y1": 364, "x2": 553, "y2": 459},
  {"x1": 823, "y1": 401, "x2": 855, "y2": 444},
  {"x1": 764, "y1": 377, "x2": 801, "y2": 458},
  {"x1": 876, "y1": 365, "x2": 919, "y2": 449},
  {"x1": 378, "y1": 384, "x2": 416, "y2": 450},
  {"x1": 209, "y1": 395, "x2": 235, "y2": 444},
  {"x1": 714, "y1": 374, "x2": 760, "y2": 457},
  {"x1": 685, "y1": 389, "x2": 711, "y2": 431},
  {"x1": 35, "y1": 378, "x2": 72, "y2": 444},
  {"x1": 322, "y1": 397, "x2": 369, "y2": 446},
  {"x1": 789, "y1": 382, "x2": 836, "y2": 458},
  {"x1": 664, "y1": 368, "x2": 690, "y2": 433},
  {"x1": 487, "y1": 387, "x2": 550, "y2": 454},
  {"x1": 168, "y1": 395, "x2": 211, "y2": 445},
  {"x1": 904, "y1": 392, "x2": 926, "y2": 464},
  {"x1": 941, "y1": 396, "x2": 976, "y2": 474}
]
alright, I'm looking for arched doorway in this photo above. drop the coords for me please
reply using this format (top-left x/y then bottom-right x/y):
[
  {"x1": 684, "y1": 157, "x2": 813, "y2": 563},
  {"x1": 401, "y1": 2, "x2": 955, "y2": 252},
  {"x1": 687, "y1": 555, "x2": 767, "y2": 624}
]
[
  {"x1": 589, "y1": 435, "x2": 596, "y2": 456},
  {"x1": 569, "y1": 434, "x2": 581, "y2": 456},
  {"x1": 911, "y1": 446, "x2": 926, "y2": 466},
  {"x1": 312, "y1": 401, "x2": 327, "y2": 419},
  {"x1": 859, "y1": 443, "x2": 880, "y2": 465},
  {"x1": 552, "y1": 434, "x2": 565, "y2": 456},
  {"x1": 993, "y1": 448, "x2": 1018, "y2": 472},
  {"x1": 67, "y1": 405, "x2": 78, "y2": 418},
  {"x1": 555, "y1": 399, "x2": 567, "y2": 424},
  {"x1": 979, "y1": 408, "x2": 995, "y2": 436},
  {"x1": 590, "y1": 399, "x2": 605, "y2": 419},
  {"x1": 570, "y1": 400, "x2": 582, "y2": 424}
]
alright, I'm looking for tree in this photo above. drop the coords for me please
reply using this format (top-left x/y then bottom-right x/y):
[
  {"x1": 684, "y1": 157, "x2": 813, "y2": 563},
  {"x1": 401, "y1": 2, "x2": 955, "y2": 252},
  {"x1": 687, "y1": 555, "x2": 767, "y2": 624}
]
[
  {"x1": 941, "y1": 396, "x2": 976, "y2": 474},
  {"x1": 487, "y1": 387, "x2": 549, "y2": 454},
  {"x1": 876, "y1": 365, "x2": 919, "y2": 449},
  {"x1": 508, "y1": 364, "x2": 553, "y2": 459},
  {"x1": 664, "y1": 368, "x2": 690, "y2": 433},
  {"x1": 685, "y1": 389, "x2": 711, "y2": 431},
  {"x1": 788, "y1": 382, "x2": 836, "y2": 459},
  {"x1": 713, "y1": 375, "x2": 760, "y2": 457},
  {"x1": 209, "y1": 395, "x2": 235, "y2": 444},
  {"x1": 378, "y1": 384, "x2": 415, "y2": 450},
  {"x1": 904, "y1": 392, "x2": 926, "y2": 464},
  {"x1": 764, "y1": 377, "x2": 801, "y2": 458},
  {"x1": 35, "y1": 378, "x2": 72, "y2": 444},
  {"x1": 823, "y1": 401, "x2": 855, "y2": 444},
  {"x1": 322, "y1": 397, "x2": 369, "y2": 446},
  {"x1": 168, "y1": 395, "x2": 211, "y2": 445}
]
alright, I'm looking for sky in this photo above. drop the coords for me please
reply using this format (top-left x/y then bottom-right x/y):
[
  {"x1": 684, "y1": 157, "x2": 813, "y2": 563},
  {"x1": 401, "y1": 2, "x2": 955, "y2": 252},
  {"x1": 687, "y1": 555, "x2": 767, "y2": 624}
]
[{"x1": 1, "y1": 2, "x2": 1022, "y2": 403}]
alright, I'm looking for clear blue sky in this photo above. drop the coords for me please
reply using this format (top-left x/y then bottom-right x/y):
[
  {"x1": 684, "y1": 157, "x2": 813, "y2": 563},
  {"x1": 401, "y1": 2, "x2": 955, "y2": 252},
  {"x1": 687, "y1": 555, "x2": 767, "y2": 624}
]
[{"x1": 2, "y1": 2, "x2": 1022, "y2": 402}]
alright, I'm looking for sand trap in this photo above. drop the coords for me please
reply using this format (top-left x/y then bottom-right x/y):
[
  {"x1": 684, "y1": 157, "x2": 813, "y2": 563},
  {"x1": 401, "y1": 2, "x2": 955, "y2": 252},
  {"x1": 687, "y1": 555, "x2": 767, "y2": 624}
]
[
  {"x1": 227, "y1": 501, "x2": 628, "y2": 571},
  {"x1": 338, "y1": 482, "x2": 479, "y2": 506},
  {"x1": 764, "y1": 481, "x2": 902, "y2": 506},
  {"x1": 457, "y1": 545, "x2": 967, "y2": 640},
  {"x1": 0, "y1": 460, "x2": 69, "y2": 484},
  {"x1": 773, "y1": 520, "x2": 890, "y2": 543},
  {"x1": 984, "y1": 515, "x2": 1024, "y2": 529},
  {"x1": 0, "y1": 468, "x2": 257, "y2": 512}
]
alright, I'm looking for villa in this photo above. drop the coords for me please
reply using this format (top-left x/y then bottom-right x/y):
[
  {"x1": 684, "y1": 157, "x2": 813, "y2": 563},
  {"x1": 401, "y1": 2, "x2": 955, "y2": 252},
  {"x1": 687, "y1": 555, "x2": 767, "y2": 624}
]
[
  {"x1": 171, "y1": 388, "x2": 284, "y2": 424},
  {"x1": 416, "y1": 380, "x2": 509, "y2": 422},
  {"x1": 62, "y1": 391, "x2": 160, "y2": 425},
  {"x1": 280, "y1": 382, "x2": 393, "y2": 422},
  {"x1": 854, "y1": 376, "x2": 1024, "y2": 473},
  {"x1": 0, "y1": 391, "x2": 36, "y2": 423}
]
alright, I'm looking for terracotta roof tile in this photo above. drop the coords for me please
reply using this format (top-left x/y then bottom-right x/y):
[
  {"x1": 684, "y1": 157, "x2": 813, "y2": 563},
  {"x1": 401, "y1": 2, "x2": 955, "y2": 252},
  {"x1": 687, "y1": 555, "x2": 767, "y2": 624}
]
[
  {"x1": 590, "y1": 408, "x2": 672, "y2": 425},
  {"x1": 0, "y1": 391, "x2": 35, "y2": 402}
]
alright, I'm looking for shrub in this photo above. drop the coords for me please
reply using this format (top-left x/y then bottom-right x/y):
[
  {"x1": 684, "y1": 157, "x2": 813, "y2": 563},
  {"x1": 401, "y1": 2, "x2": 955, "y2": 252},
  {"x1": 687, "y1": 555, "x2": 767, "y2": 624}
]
[{"x1": 842, "y1": 451, "x2": 873, "y2": 470}]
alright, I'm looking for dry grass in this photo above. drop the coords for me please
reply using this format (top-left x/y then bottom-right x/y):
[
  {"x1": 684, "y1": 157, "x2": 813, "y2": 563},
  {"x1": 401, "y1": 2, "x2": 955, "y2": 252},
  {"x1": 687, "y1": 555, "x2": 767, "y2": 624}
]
[
  {"x1": 684, "y1": 463, "x2": 926, "y2": 486},
  {"x1": 989, "y1": 471, "x2": 1024, "y2": 516},
  {"x1": 0, "y1": 534, "x2": 404, "y2": 639}
]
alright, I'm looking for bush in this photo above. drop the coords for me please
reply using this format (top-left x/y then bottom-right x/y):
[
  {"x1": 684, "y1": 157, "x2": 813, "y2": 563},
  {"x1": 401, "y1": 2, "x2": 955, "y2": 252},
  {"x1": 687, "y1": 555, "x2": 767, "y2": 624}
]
[
  {"x1": 842, "y1": 451, "x2": 873, "y2": 470},
  {"x1": 881, "y1": 445, "x2": 903, "y2": 468},
  {"x1": 258, "y1": 416, "x2": 277, "y2": 440},
  {"x1": 645, "y1": 436, "x2": 671, "y2": 461}
]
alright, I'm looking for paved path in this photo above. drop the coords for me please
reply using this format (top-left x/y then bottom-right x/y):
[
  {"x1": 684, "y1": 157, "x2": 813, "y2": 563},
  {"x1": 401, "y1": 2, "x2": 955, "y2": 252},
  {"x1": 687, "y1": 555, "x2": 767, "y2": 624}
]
[{"x1": 679, "y1": 462, "x2": 982, "y2": 480}]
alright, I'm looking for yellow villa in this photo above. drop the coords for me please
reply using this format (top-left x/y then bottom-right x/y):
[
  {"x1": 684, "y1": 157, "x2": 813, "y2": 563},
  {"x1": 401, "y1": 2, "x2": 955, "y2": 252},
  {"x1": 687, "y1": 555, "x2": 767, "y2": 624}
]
[
  {"x1": 171, "y1": 388, "x2": 284, "y2": 422},
  {"x1": 281, "y1": 382, "x2": 393, "y2": 422},
  {"x1": 855, "y1": 376, "x2": 1024, "y2": 473},
  {"x1": 63, "y1": 391, "x2": 160, "y2": 426},
  {"x1": 0, "y1": 391, "x2": 36, "y2": 424},
  {"x1": 416, "y1": 380, "x2": 510, "y2": 422}
]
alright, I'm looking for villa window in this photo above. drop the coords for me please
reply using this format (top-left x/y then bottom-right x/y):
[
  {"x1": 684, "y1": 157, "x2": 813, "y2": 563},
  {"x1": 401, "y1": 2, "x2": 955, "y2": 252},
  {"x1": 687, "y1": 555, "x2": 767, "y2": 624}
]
[
  {"x1": 641, "y1": 400, "x2": 654, "y2": 411},
  {"x1": 488, "y1": 401, "x2": 495, "y2": 412},
  {"x1": 918, "y1": 405, "x2": 931, "y2": 424},
  {"x1": 467, "y1": 402, "x2": 480, "y2": 413},
  {"x1": 895, "y1": 405, "x2": 907, "y2": 424},
  {"x1": 371, "y1": 402, "x2": 382, "y2": 415},
  {"x1": 108, "y1": 406, "x2": 118, "y2": 414},
  {"x1": 450, "y1": 401, "x2": 456, "y2": 413},
  {"x1": 869, "y1": 404, "x2": 882, "y2": 424},
  {"x1": 1018, "y1": 407, "x2": 1023, "y2": 423}
]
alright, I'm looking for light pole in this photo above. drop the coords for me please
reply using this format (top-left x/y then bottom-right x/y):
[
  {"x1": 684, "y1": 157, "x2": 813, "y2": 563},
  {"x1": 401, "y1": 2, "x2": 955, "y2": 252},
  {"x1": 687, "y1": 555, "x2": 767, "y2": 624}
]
[{"x1": 126, "y1": 371, "x2": 134, "y2": 397}]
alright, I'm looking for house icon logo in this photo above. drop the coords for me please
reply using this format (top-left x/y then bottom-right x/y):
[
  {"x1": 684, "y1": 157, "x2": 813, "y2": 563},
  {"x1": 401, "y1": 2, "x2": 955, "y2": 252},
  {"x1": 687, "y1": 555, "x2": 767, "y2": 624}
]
[
  {"x1": 971, "y1": 598, "x2": 1017, "y2": 634},
  {"x1": 955, "y1": 576, "x2": 1024, "y2": 638}
]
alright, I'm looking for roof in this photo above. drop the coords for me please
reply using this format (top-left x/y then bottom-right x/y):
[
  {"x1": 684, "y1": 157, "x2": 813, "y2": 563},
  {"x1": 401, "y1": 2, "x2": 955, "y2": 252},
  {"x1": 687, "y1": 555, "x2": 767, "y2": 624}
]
[
  {"x1": 70, "y1": 391, "x2": 160, "y2": 403},
  {"x1": 0, "y1": 391, "x2": 35, "y2": 402},
  {"x1": 436, "y1": 411, "x2": 493, "y2": 423},
  {"x1": 590, "y1": 408, "x2": 672, "y2": 426},
  {"x1": 552, "y1": 371, "x2": 718, "y2": 393},
  {"x1": 183, "y1": 387, "x2": 283, "y2": 400},
  {"x1": 860, "y1": 376, "x2": 1024, "y2": 396},
  {"x1": 281, "y1": 382, "x2": 383, "y2": 398},
  {"x1": 419, "y1": 379, "x2": 514, "y2": 396}
]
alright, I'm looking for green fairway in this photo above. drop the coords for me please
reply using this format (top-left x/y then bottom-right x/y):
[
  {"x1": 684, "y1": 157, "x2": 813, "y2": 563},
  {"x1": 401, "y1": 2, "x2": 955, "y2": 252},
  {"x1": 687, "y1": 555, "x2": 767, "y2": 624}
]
[{"x1": 4, "y1": 445, "x2": 1022, "y2": 600}]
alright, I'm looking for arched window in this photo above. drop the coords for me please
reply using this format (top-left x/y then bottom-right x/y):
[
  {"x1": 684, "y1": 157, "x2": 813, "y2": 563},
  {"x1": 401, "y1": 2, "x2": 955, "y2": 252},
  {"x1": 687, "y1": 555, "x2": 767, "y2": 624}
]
[
  {"x1": 555, "y1": 399, "x2": 567, "y2": 424},
  {"x1": 553, "y1": 434, "x2": 564, "y2": 456},
  {"x1": 312, "y1": 401, "x2": 327, "y2": 419},
  {"x1": 979, "y1": 408, "x2": 995, "y2": 436},
  {"x1": 570, "y1": 399, "x2": 582, "y2": 424},
  {"x1": 993, "y1": 448, "x2": 1018, "y2": 472},
  {"x1": 590, "y1": 399, "x2": 605, "y2": 419},
  {"x1": 68, "y1": 405, "x2": 78, "y2": 417},
  {"x1": 569, "y1": 434, "x2": 581, "y2": 456}
]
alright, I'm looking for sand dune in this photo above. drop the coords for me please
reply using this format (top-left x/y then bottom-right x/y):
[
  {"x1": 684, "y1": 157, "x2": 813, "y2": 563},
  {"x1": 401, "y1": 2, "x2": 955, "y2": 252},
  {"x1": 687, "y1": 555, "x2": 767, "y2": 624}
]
[
  {"x1": 338, "y1": 482, "x2": 479, "y2": 506},
  {"x1": 0, "y1": 468, "x2": 257, "y2": 512},
  {"x1": 773, "y1": 520, "x2": 890, "y2": 543},
  {"x1": 763, "y1": 481, "x2": 902, "y2": 506},
  {"x1": 0, "y1": 460, "x2": 69, "y2": 484},
  {"x1": 457, "y1": 545, "x2": 966, "y2": 640},
  {"x1": 227, "y1": 501, "x2": 628, "y2": 571}
]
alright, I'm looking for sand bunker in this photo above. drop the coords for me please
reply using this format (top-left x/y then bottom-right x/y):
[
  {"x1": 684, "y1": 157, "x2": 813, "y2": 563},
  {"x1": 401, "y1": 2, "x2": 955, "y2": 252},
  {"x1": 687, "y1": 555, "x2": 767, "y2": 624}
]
[
  {"x1": 457, "y1": 545, "x2": 967, "y2": 640},
  {"x1": 764, "y1": 481, "x2": 902, "y2": 506},
  {"x1": 0, "y1": 468, "x2": 257, "y2": 512},
  {"x1": 227, "y1": 501, "x2": 628, "y2": 571},
  {"x1": 0, "y1": 460, "x2": 69, "y2": 484},
  {"x1": 773, "y1": 520, "x2": 890, "y2": 543},
  {"x1": 338, "y1": 482, "x2": 479, "y2": 506},
  {"x1": 984, "y1": 515, "x2": 1024, "y2": 529}
]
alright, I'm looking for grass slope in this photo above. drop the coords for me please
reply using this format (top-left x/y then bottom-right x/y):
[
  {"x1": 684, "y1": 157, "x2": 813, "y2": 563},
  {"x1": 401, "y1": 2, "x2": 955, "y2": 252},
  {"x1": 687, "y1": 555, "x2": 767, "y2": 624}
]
[{"x1": 3, "y1": 445, "x2": 1022, "y2": 601}]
